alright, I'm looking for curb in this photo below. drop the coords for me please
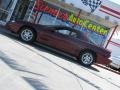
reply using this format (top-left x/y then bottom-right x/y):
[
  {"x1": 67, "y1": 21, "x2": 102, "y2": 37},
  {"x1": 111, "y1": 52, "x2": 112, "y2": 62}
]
[{"x1": 95, "y1": 64, "x2": 120, "y2": 75}]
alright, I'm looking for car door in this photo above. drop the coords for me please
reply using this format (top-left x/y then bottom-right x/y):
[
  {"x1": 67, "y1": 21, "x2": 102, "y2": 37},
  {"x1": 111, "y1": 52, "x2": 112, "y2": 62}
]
[
  {"x1": 65, "y1": 30, "x2": 81, "y2": 56},
  {"x1": 37, "y1": 27, "x2": 70, "y2": 49},
  {"x1": 54, "y1": 29, "x2": 80, "y2": 56},
  {"x1": 37, "y1": 27, "x2": 55, "y2": 45},
  {"x1": 37, "y1": 27, "x2": 79, "y2": 56}
]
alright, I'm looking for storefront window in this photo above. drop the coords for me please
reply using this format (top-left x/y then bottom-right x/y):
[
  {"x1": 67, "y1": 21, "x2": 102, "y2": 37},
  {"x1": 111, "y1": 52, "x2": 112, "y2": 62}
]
[
  {"x1": 11, "y1": 0, "x2": 32, "y2": 21},
  {"x1": 38, "y1": 13, "x2": 69, "y2": 26},
  {"x1": 39, "y1": 14, "x2": 55, "y2": 25},
  {"x1": 24, "y1": 0, "x2": 35, "y2": 21},
  {"x1": 0, "y1": 0, "x2": 13, "y2": 10},
  {"x1": 0, "y1": 0, "x2": 13, "y2": 21}
]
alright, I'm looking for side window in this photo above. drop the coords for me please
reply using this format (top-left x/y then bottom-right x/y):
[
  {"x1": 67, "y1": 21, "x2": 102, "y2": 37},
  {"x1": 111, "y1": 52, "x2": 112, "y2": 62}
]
[
  {"x1": 70, "y1": 31, "x2": 78, "y2": 38},
  {"x1": 56, "y1": 29, "x2": 70, "y2": 36},
  {"x1": 55, "y1": 28, "x2": 78, "y2": 38}
]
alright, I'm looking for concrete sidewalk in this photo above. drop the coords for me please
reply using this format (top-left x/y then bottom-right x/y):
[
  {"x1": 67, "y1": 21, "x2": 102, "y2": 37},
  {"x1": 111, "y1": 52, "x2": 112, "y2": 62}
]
[
  {"x1": 0, "y1": 49, "x2": 85, "y2": 90},
  {"x1": 0, "y1": 59, "x2": 34, "y2": 90},
  {"x1": 0, "y1": 26, "x2": 120, "y2": 90}
]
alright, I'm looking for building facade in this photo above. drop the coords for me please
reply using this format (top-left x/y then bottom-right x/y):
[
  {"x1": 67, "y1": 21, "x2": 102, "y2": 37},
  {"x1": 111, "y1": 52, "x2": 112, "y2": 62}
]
[
  {"x1": 0, "y1": 0, "x2": 118, "y2": 47},
  {"x1": 0, "y1": 0, "x2": 17, "y2": 24},
  {"x1": 0, "y1": 0, "x2": 34, "y2": 24},
  {"x1": 65, "y1": 0, "x2": 120, "y2": 25}
]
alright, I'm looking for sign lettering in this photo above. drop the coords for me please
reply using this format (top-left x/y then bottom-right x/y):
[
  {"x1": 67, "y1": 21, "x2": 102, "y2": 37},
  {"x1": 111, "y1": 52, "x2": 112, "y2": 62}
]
[
  {"x1": 69, "y1": 14, "x2": 109, "y2": 35},
  {"x1": 34, "y1": 0, "x2": 109, "y2": 35}
]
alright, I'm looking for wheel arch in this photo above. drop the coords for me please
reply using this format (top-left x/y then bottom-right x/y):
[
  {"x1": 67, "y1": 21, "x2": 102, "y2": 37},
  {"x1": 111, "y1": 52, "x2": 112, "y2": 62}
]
[
  {"x1": 18, "y1": 25, "x2": 37, "y2": 42},
  {"x1": 18, "y1": 25, "x2": 37, "y2": 36}
]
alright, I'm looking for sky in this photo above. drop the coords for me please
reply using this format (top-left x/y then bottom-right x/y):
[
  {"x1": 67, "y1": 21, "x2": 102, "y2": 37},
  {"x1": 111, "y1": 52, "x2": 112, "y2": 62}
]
[
  {"x1": 65, "y1": 0, "x2": 120, "y2": 14},
  {"x1": 66, "y1": 0, "x2": 120, "y2": 5},
  {"x1": 109, "y1": 0, "x2": 120, "y2": 5},
  {"x1": 65, "y1": 0, "x2": 120, "y2": 39}
]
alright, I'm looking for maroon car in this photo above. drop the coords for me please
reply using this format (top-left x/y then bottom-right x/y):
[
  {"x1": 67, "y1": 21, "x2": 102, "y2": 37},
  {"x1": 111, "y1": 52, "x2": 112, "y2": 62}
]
[{"x1": 6, "y1": 20, "x2": 111, "y2": 67}]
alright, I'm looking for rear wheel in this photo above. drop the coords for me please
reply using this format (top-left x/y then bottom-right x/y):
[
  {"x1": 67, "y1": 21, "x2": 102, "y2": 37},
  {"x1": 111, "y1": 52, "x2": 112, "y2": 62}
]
[
  {"x1": 79, "y1": 51, "x2": 96, "y2": 67},
  {"x1": 19, "y1": 28, "x2": 36, "y2": 43}
]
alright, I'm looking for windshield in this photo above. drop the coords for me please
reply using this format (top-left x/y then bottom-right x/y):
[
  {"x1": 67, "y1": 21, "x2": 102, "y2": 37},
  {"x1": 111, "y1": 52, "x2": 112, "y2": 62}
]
[{"x1": 77, "y1": 31, "x2": 96, "y2": 45}]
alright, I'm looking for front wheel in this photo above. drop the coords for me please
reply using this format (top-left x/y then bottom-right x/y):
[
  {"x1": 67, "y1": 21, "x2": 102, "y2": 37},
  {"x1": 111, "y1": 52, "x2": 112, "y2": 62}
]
[
  {"x1": 19, "y1": 28, "x2": 36, "y2": 43},
  {"x1": 79, "y1": 51, "x2": 96, "y2": 67}
]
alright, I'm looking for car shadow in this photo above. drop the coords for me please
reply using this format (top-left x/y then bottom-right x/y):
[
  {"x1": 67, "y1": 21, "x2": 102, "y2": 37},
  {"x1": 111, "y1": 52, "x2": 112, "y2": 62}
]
[
  {"x1": 0, "y1": 50, "x2": 49, "y2": 90},
  {"x1": 0, "y1": 51, "x2": 46, "y2": 77},
  {"x1": 0, "y1": 27, "x2": 99, "y2": 72},
  {"x1": 22, "y1": 77, "x2": 49, "y2": 90}
]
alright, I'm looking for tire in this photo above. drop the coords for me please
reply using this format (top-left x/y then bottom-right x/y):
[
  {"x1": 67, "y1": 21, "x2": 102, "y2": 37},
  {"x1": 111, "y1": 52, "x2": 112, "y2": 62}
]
[
  {"x1": 19, "y1": 28, "x2": 36, "y2": 43},
  {"x1": 119, "y1": 68, "x2": 120, "y2": 72},
  {"x1": 79, "y1": 51, "x2": 96, "y2": 67}
]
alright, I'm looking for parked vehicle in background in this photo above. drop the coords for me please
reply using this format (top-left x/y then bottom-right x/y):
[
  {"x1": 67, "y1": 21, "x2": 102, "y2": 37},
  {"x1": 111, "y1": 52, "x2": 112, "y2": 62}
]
[
  {"x1": 109, "y1": 56, "x2": 120, "y2": 70},
  {"x1": 6, "y1": 20, "x2": 111, "y2": 67},
  {"x1": 107, "y1": 39, "x2": 120, "y2": 70}
]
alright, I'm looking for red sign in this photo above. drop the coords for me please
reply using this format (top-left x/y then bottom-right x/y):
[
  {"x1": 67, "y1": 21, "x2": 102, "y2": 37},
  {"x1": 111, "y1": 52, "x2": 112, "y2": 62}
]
[{"x1": 34, "y1": 0, "x2": 69, "y2": 21}]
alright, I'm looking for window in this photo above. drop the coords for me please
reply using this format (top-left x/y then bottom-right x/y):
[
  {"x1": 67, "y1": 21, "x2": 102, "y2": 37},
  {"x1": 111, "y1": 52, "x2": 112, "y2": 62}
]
[
  {"x1": 55, "y1": 28, "x2": 78, "y2": 39},
  {"x1": 70, "y1": 32, "x2": 77, "y2": 38},
  {"x1": 0, "y1": 0, "x2": 13, "y2": 21},
  {"x1": 0, "y1": 0, "x2": 13, "y2": 10},
  {"x1": 56, "y1": 29, "x2": 70, "y2": 35},
  {"x1": 105, "y1": 16, "x2": 109, "y2": 20}
]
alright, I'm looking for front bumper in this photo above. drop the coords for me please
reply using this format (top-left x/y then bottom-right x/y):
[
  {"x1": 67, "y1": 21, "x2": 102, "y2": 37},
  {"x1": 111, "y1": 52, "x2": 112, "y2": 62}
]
[{"x1": 96, "y1": 54, "x2": 112, "y2": 65}]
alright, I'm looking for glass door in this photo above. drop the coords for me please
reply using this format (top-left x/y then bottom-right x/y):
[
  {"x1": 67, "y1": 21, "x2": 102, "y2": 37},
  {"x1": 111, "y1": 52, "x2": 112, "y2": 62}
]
[
  {"x1": 0, "y1": 0, "x2": 18, "y2": 24},
  {"x1": 11, "y1": 0, "x2": 31, "y2": 21}
]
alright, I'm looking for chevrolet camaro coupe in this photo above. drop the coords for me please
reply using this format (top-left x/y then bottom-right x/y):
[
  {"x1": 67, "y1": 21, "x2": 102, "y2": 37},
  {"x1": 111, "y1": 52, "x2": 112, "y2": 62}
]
[{"x1": 6, "y1": 20, "x2": 111, "y2": 67}]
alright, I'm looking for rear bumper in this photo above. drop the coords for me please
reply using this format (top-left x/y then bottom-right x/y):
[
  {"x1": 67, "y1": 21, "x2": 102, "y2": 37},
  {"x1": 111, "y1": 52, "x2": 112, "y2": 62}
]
[{"x1": 5, "y1": 22, "x2": 22, "y2": 33}]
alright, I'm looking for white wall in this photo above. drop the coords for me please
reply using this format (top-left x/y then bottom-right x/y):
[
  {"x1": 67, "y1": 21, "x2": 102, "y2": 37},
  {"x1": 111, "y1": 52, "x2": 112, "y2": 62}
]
[
  {"x1": 94, "y1": 0, "x2": 120, "y2": 25},
  {"x1": 107, "y1": 38, "x2": 120, "y2": 57}
]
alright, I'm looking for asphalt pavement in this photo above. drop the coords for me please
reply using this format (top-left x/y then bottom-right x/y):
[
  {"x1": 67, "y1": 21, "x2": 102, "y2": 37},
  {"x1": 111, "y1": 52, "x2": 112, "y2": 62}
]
[{"x1": 0, "y1": 27, "x2": 120, "y2": 90}]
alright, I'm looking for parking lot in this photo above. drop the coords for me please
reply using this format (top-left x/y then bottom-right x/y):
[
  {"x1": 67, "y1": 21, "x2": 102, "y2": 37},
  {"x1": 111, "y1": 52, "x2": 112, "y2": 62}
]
[{"x1": 0, "y1": 27, "x2": 120, "y2": 90}]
